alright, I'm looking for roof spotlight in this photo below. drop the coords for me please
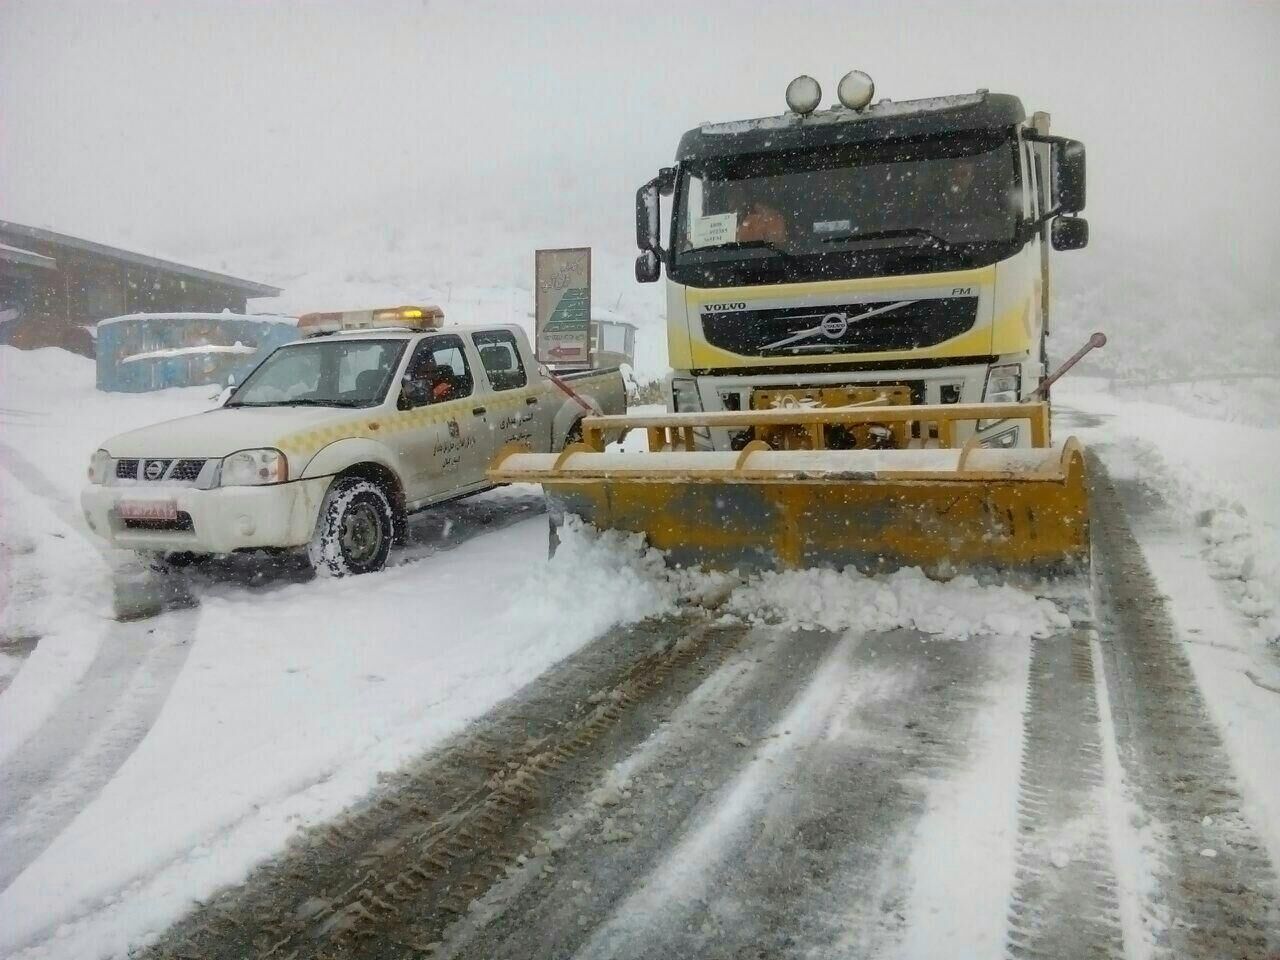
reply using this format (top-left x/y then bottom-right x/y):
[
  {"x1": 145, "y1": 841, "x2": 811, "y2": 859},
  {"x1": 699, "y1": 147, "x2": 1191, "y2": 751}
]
[
  {"x1": 785, "y1": 75, "x2": 822, "y2": 115},
  {"x1": 837, "y1": 70, "x2": 875, "y2": 111}
]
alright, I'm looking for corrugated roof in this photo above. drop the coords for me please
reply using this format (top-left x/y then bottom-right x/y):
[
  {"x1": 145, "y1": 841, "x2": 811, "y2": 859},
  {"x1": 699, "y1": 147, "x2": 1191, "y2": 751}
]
[
  {"x1": 0, "y1": 220, "x2": 282, "y2": 296},
  {"x1": 97, "y1": 311, "x2": 297, "y2": 327},
  {"x1": 0, "y1": 242, "x2": 57, "y2": 270}
]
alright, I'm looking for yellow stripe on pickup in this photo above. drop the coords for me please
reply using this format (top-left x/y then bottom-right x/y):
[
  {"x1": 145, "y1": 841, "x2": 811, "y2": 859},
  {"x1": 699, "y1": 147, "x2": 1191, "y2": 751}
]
[{"x1": 274, "y1": 383, "x2": 559, "y2": 460}]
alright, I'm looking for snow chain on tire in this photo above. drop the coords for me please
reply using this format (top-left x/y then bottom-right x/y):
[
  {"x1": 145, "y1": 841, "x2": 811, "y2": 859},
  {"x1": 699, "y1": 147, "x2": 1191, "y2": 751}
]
[{"x1": 309, "y1": 477, "x2": 396, "y2": 576}]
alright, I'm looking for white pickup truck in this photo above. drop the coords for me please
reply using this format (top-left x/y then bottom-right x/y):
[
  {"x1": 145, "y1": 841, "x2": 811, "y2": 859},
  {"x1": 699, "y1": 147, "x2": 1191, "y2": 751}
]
[{"x1": 81, "y1": 306, "x2": 626, "y2": 575}]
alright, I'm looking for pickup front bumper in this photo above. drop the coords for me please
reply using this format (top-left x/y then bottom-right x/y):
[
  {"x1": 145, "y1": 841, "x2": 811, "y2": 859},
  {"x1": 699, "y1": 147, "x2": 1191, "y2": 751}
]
[{"x1": 80, "y1": 476, "x2": 333, "y2": 555}]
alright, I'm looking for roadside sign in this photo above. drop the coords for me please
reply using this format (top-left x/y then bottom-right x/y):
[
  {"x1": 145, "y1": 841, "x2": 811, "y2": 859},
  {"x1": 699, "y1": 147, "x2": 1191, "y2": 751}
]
[{"x1": 535, "y1": 247, "x2": 591, "y2": 368}]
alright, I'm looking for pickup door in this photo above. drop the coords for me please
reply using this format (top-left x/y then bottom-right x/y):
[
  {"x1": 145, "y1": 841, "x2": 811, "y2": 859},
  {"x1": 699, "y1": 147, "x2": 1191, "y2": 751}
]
[
  {"x1": 396, "y1": 333, "x2": 492, "y2": 506},
  {"x1": 471, "y1": 328, "x2": 547, "y2": 450}
]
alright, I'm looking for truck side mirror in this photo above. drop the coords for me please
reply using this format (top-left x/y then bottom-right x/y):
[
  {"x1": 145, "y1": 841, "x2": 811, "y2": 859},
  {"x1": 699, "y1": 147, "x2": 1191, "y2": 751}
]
[
  {"x1": 657, "y1": 166, "x2": 676, "y2": 196},
  {"x1": 636, "y1": 177, "x2": 661, "y2": 253},
  {"x1": 635, "y1": 250, "x2": 661, "y2": 283},
  {"x1": 1053, "y1": 139, "x2": 1086, "y2": 213},
  {"x1": 1051, "y1": 215, "x2": 1089, "y2": 251}
]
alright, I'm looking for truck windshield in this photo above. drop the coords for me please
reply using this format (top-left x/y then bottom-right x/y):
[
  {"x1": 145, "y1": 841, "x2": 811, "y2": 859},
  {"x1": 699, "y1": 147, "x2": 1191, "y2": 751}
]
[
  {"x1": 673, "y1": 131, "x2": 1020, "y2": 276},
  {"x1": 226, "y1": 339, "x2": 406, "y2": 408}
]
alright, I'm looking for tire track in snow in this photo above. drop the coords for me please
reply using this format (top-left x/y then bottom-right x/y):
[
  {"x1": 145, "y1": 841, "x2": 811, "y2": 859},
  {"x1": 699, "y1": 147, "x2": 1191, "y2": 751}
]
[
  {"x1": 1089, "y1": 457, "x2": 1280, "y2": 957},
  {"x1": 0, "y1": 438, "x2": 202, "y2": 893},
  {"x1": 0, "y1": 607, "x2": 198, "y2": 893},
  {"x1": 1004, "y1": 628, "x2": 1124, "y2": 959},
  {"x1": 441, "y1": 624, "x2": 1006, "y2": 960}
]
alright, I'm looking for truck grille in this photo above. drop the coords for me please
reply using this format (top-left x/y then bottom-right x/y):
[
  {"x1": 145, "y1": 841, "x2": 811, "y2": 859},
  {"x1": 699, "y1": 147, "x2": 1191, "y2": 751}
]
[
  {"x1": 114, "y1": 459, "x2": 207, "y2": 482},
  {"x1": 699, "y1": 295, "x2": 980, "y2": 358}
]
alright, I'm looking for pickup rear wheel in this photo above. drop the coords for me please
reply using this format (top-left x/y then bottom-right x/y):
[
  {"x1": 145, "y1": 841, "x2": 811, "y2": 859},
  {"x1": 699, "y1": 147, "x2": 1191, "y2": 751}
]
[{"x1": 308, "y1": 477, "x2": 395, "y2": 576}]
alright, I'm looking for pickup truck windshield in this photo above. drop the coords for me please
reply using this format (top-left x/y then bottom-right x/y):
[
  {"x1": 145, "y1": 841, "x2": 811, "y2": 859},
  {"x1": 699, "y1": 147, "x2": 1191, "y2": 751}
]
[
  {"x1": 227, "y1": 339, "x2": 406, "y2": 408},
  {"x1": 672, "y1": 131, "x2": 1020, "y2": 280}
]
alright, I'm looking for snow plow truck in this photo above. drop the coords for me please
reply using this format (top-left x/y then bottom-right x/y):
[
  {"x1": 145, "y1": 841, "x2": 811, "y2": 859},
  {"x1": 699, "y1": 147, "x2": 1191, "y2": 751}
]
[{"x1": 492, "y1": 72, "x2": 1101, "y2": 575}]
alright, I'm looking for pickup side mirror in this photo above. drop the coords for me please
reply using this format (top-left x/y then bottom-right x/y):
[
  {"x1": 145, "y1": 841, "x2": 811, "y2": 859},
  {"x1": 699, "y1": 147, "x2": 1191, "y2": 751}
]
[
  {"x1": 1051, "y1": 215, "x2": 1089, "y2": 251},
  {"x1": 635, "y1": 250, "x2": 660, "y2": 283},
  {"x1": 1053, "y1": 139, "x2": 1086, "y2": 213},
  {"x1": 400, "y1": 375, "x2": 431, "y2": 408}
]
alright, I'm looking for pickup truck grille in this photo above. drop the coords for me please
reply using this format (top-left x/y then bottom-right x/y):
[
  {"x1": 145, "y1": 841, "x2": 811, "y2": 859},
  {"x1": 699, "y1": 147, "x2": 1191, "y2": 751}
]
[
  {"x1": 114, "y1": 458, "x2": 207, "y2": 482},
  {"x1": 169, "y1": 459, "x2": 206, "y2": 481}
]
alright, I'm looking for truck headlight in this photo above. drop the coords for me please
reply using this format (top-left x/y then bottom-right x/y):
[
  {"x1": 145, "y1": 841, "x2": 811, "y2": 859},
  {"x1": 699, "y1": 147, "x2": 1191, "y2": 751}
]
[
  {"x1": 983, "y1": 364, "x2": 1021, "y2": 404},
  {"x1": 671, "y1": 378, "x2": 702, "y2": 413},
  {"x1": 87, "y1": 449, "x2": 112, "y2": 485},
  {"x1": 981, "y1": 363, "x2": 1021, "y2": 429},
  {"x1": 219, "y1": 448, "x2": 288, "y2": 487}
]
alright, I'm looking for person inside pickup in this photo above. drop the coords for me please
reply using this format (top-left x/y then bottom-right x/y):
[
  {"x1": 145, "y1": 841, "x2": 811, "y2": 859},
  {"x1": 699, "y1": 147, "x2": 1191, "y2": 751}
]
[{"x1": 402, "y1": 336, "x2": 474, "y2": 407}]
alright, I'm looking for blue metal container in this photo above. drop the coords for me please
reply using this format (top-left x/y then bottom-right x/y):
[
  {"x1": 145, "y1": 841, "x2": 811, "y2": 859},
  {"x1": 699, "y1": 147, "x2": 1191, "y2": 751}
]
[{"x1": 95, "y1": 312, "x2": 298, "y2": 393}]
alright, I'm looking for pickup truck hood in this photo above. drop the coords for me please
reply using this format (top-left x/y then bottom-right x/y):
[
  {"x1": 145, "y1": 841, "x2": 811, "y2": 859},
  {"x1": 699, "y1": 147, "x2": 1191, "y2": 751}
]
[{"x1": 102, "y1": 406, "x2": 359, "y2": 460}]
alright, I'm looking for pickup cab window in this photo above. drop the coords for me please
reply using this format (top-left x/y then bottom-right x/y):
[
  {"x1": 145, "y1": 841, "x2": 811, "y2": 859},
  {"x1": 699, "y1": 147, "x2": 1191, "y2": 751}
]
[
  {"x1": 227, "y1": 339, "x2": 405, "y2": 408},
  {"x1": 473, "y1": 330, "x2": 527, "y2": 391},
  {"x1": 402, "y1": 335, "x2": 474, "y2": 406}
]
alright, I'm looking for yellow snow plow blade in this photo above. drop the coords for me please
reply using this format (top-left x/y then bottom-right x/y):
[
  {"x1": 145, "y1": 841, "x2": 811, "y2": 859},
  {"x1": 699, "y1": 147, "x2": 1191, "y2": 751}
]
[{"x1": 489, "y1": 402, "x2": 1089, "y2": 576}]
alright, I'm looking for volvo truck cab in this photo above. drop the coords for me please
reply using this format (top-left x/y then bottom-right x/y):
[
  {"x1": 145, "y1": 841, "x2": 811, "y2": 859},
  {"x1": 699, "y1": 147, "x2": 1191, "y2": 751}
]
[{"x1": 635, "y1": 71, "x2": 1087, "y2": 451}]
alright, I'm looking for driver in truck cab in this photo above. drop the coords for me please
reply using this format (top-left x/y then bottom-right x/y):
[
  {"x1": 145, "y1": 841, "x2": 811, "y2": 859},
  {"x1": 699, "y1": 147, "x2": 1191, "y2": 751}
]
[{"x1": 724, "y1": 180, "x2": 789, "y2": 245}]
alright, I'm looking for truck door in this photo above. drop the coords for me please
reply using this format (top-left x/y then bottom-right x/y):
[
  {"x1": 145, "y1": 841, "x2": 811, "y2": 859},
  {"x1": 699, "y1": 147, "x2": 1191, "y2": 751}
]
[
  {"x1": 396, "y1": 334, "x2": 488, "y2": 506},
  {"x1": 472, "y1": 329, "x2": 541, "y2": 451}
]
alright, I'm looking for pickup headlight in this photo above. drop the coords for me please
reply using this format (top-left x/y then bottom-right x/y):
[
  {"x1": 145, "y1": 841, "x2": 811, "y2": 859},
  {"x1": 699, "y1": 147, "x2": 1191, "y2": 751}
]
[
  {"x1": 219, "y1": 448, "x2": 288, "y2": 487},
  {"x1": 87, "y1": 449, "x2": 112, "y2": 485}
]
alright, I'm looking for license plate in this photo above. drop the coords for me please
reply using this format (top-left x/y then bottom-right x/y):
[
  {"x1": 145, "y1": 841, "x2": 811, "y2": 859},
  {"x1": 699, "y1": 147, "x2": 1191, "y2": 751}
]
[{"x1": 117, "y1": 500, "x2": 178, "y2": 521}]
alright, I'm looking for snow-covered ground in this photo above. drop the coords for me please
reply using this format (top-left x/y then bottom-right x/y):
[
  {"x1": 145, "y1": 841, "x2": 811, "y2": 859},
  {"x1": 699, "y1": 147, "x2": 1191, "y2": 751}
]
[
  {"x1": 0, "y1": 346, "x2": 1277, "y2": 957},
  {"x1": 1055, "y1": 378, "x2": 1280, "y2": 880}
]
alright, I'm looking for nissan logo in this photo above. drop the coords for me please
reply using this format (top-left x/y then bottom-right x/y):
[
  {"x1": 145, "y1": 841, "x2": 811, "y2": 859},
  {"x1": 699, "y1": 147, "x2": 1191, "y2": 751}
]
[
  {"x1": 820, "y1": 313, "x2": 849, "y2": 339},
  {"x1": 144, "y1": 460, "x2": 165, "y2": 480}
]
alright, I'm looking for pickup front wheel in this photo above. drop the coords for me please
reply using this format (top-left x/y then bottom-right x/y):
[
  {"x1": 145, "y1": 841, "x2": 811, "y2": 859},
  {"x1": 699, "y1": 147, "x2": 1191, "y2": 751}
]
[{"x1": 308, "y1": 477, "x2": 395, "y2": 576}]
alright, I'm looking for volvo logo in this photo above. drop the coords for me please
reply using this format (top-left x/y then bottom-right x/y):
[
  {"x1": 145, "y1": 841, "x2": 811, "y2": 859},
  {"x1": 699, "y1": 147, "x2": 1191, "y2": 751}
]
[
  {"x1": 703, "y1": 302, "x2": 747, "y2": 313},
  {"x1": 144, "y1": 460, "x2": 165, "y2": 480},
  {"x1": 819, "y1": 313, "x2": 849, "y2": 339}
]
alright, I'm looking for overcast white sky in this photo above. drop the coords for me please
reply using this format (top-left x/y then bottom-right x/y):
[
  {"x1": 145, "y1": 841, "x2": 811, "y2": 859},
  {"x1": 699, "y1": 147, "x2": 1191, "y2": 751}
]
[{"x1": 4, "y1": 0, "x2": 1278, "y2": 283}]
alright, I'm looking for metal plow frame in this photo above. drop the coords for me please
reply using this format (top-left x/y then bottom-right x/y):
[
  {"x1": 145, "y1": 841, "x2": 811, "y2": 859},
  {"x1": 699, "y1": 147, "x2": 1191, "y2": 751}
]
[{"x1": 490, "y1": 402, "x2": 1089, "y2": 576}]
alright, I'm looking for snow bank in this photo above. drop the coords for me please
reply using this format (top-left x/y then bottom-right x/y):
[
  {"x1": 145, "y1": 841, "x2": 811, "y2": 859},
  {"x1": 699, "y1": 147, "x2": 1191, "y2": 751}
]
[
  {"x1": 0, "y1": 347, "x2": 216, "y2": 503},
  {"x1": 545, "y1": 519, "x2": 1071, "y2": 643},
  {"x1": 1058, "y1": 380, "x2": 1280, "y2": 645},
  {"x1": 723, "y1": 567, "x2": 1070, "y2": 639}
]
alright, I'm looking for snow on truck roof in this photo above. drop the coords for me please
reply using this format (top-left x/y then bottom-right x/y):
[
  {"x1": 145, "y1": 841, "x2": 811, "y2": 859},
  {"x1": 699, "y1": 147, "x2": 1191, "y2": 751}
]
[{"x1": 677, "y1": 90, "x2": 1026, "y2": 162}]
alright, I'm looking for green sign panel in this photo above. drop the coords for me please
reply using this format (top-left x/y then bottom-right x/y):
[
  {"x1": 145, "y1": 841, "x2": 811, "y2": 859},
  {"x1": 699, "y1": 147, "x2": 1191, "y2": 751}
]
[{"x1": 535, "y1": 247, "x2": 591, "y2": 366}]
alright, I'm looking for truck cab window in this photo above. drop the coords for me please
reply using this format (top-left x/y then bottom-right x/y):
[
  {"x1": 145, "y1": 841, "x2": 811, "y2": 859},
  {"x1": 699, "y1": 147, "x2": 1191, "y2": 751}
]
[
  {"x1": 473, "y1": 330, "x2": 527, "y2": 391},
  {"x1": 404, "y1": 335, "x2": 474, "y2": 406}
]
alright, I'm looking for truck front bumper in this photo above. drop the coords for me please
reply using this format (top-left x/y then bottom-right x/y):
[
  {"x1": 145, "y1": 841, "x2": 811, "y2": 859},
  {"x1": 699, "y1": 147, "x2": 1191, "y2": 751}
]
[
  {"x1": 80, "y1": 476, "x2": 333, "y2": 555},
  {"x1": 680, "y1": 362, "x2": 1032, "y2": 450}
]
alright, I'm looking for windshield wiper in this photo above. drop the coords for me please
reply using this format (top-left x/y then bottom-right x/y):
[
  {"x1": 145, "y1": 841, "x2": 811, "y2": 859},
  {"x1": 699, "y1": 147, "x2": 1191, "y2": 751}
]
[
  {"x1": 227, "y1": 398, "x2": 367, "y2": 408},
  {"x1": 820, "y1": 228, "x2": 953, "y2": 249},
  {"x1": 685, "y1": 239, "x2": 794, "y2": 260}
]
